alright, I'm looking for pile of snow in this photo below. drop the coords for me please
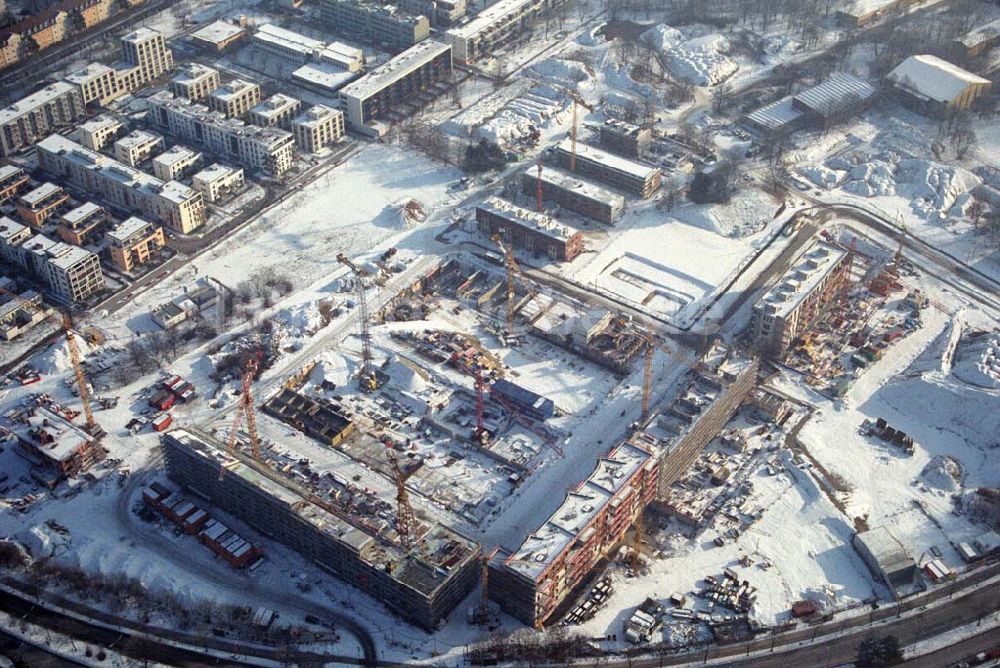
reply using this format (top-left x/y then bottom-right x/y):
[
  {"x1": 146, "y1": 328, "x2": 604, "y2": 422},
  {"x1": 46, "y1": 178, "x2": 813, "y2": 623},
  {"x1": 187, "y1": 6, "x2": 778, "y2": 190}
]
[
  {"x1": 35, "y1": 336, "x2": 93, "y2": 375},
  {"x1": 603, "y1": 63, "x2": 656, "y2": 99},
  {"x1": 577, "y1": 22, "x2": 607, "y2": 46},
  {"x1": 841, "y1": 160, "x2": 896, "y2": 197},
  {"x1": 640, "y1": 24, "x2": 738, "y2": 86},
  {"x1": 801, "y1": 165, "x2": 843, "y2": 189},
  {"x1": 759, "y1": 35, "x2": 801, "y2": 64},
  {"x1": 920, "y1": 455, "x2": 963, "y2": 492},
  {"x1": 17, "y1": 524, "x2": 71, "y2": 560},
  {"x1": 476, "y1": 87, "x2": 568, "y2": 147},
  {"x1": 309, "y1": 350, "x2": 356, "y2": 390},
  {"x1": 895, "y1": 158, "x2": 981, "y2": 219},
  {"x1": 383, "y1": 355, "x2": 427, "y2": 394},
  {"x1": 952, "y1": 329, "x2": 1000, "y2": 389},
  {"x1": 440, "y1": 80, "x2": 533, "y2": 137},
  {"x1": 527, "y1": 57, "x2": 594, "y2": 87},
  {"x1": 275, "y1": 301, "x2": 326, "y2": 338}
]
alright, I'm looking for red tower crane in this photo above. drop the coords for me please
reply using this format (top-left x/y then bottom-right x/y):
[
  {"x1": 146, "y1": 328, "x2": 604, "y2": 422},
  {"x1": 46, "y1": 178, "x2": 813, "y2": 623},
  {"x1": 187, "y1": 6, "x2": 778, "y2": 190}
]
[{"x1": 220, "y1": 347, "x2": 263, "y2": 479}]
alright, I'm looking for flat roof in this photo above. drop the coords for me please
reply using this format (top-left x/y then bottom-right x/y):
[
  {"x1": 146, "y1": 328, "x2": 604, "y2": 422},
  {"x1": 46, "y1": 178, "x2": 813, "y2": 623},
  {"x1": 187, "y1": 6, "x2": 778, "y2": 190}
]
[
  {"x1": 0, "y1": 164, "x2": 24, "y2": 182},
  {"x1": 22, "y1": 408, "x2": 97, "y2": 463},
  {"x1": 252, "y1": 94, "x2": 300, "y2": 118},
  {"x1": 78, "y1": 115, "x2": 124, "y2": 134},
  {"x1": 172, "y1": 63, "x2": 219, "y2": 85},
  {"x1": 0, "y1": 216, "x2": 28, "y2": 240},
  {"x1": 745, "y1": 96, "x2": 803, "y2": 130},
  {"x1": 115, "y1": 130, "x2": 161, "y2": 151},
  {"x1": 446, "y1": 0, "x2": 535, "y2": 40},
  {"x1": 479, "y1": 196, "x2": 580, "y2": 241},
  {"x1": 61, "y1": 202, "x2": 103, "y2": 226},
  {"x1": 507, "y1": 441, "x2": 652, "y2": 580},
  {"x1": 46, "y1": 241, "x2": 97, "y2": 270},
  {"x1": 191, "y1": 20, "x2": 245, "y2": 44},
  {"x1": 37, "y1": 134, "x2": 200, "y2": 206},
  {"x1": 957, "y1": 17, "x2": 1000, "y2": 48},
  {"x1": 555, "y1": 139, "x2": 659, "y2": 181},
  {"x1": 149, "y1": 93, "x2": 293, "y2": 149},
  {"x1": 294, "y1": 104, "x2": 342, "y2": 128},
  {"x1": 211, "y1": 79, "x2": 259, "y2": 102},
  {"x1": 65, "y1": 62, "x2": 113, "y2": 84},
  {"x1": 107, "y1": 216, "x2": 153, "y2": 243},
  {"x1": 339, "y1": 40, "x2": 450, "y2": 101},
  {"x1": 0, "y1": 82, "x2": 78, "y2": 126},
  {"x1": 756, "y1": 240, "x2": 848, "y2": 319},
  {"x1": 193, "y1": 163, "x2": 242, "y2": 183},
  {"x1": 529, "y1": 166, "x2": 625, "y2": 207},
  {"x1": 888, "y1": 54, "x2": 991, "y2": 103},
  {"x1": 19, "y1": 182, "x2": 64, "y2": 207},
  {"x1": 292, "y1": 63, "x2": 358, "y2": 91},
  {"x1": 154, "y1": 145, "x2": 200, "y2": 166},
  {"x1": 254, "y1": 23, "x2": 324, "y2": 55},
  {"x1": 121, "y1": 27, "x2": 162, "y2": 43},
  {"x1": 855, "y1": 526, "x2": 914, "y2": 573}
]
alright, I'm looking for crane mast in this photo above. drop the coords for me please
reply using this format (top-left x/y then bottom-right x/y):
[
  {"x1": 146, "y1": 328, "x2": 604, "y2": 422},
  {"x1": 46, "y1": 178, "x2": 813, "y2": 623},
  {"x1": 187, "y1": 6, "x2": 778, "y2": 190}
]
[
  {"x1": 337, "y1": 253, "x2": 377, "y2": 391},
  {"x1": 62, "y1": 312, "x2": 100, "y2": 436},
  {"x1": 491, "y1": 234, "x2": 522, "y2": 333}
]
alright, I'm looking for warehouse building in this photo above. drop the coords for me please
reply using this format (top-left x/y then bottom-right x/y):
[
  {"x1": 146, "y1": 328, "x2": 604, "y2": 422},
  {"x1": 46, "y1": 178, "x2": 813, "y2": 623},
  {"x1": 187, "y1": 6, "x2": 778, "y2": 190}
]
[
  {"x1": 553, "y1": 139, "x2": 661, "y2": 198},
  {"x1": 0, "y1": 82, "x2": 86, "y2": 157},
  {"x1": 292, "y1": 105, "x2": 345, "y2": 152},
  {"x1": 147, "y1": 92, "x2": 295, "y2": 176},
  {"x1": 476, "y1": 196, "x2": 583, "y2": 262},
  {"x1": 192, "y1": 164, "x2": 245, "y2": 203},
  {"x1": 489, "y1": 441, "x2": 658, "y2": 626},
  {"x1": 251, "y1": 23, "x2": 364, "y2": 71},
  {"x1": 741, "y1": 73, "x2": 878, "y2": 138},
  {"x1": 250, "y1": 94, "x2": 302, "y2": 129},
  {"x1": 161, "y1": 428, "x2": 481, "y2": 630},
  {"x1": 750, "y1": 240, "x2": 851, "y2": 360},
  {"x1": 77, "y1": 115, "x2": 125, "y2": 151},
  {"x1": 319, "y1": 0, "x2": 430, "y2": 51},
  {"x1": 520, "y1": 166, "x2": 624, "y2": 224},
  {"x1": 36, "y1": 134, "x2": 206, "y2": 234},
  {"x1": 0, "y1": 165, "x2": 30, "y2": 204},
  {"x1": 339, "y1": 39, "x2": 452, "y2": 134},
  {"x1": 599, "y1": 119, "x2": 651, "y2": 158},
  {"x1": 56, "y1": 202, "x2": 107, "y2": 246},
  {"x1": 886, "y1": 54, "x2": 991, "y2": 119},
  {"x1": 952, "y1": 18, "x2": 1000, "y2": 60},
  {"x1": 208, "y1": 79, "x2": 261, "y2": 119},
  {"x1": 15, "y1": 182, "x2": 69, "y2": 228},
  {"x1": 191, "y1": 20, "x2": 247, "y2": 52},
  {"x1": 106, "y1": 217, "x2": 165, "y2": 272},
  {"x1": 152, "y1": 145, "x2": 202, "y2": 181},
  {"x1": 114, "y1": 129, "x2": 164, "y2": 166},
  {"x1": 853, "y1": 527, "x2": 916, "y2": 598},
  {"x1": 444, "y1": 0, "x2": 566, "y2": 63},
  {"x1": 835, "y1": 0, "x2": 919, "y2": 28},
  {"x1": 0, "y1": 219, "x2": 106, "y2": 303},
  {"x1": 170, "y1": 64, "x2": 222, "y2": 101}
]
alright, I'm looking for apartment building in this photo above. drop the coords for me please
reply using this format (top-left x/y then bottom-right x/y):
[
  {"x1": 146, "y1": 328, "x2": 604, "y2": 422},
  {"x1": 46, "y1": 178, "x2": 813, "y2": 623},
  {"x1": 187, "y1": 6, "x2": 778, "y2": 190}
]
[
  {"x1": 476, "y1": 196, "x2": 584, "y2": 262},
  {"x1": 56, "y1": 202, "x2": 107, "y2": 245},
  {"x1": 251, "y1": 23, "x2": 364, "y2": 71},
  {"x1": 400, "y1": 0, "x2": 466, "y2": 27},
  {"x1": 489, "y1": 441, "x2": 658, "y2": 626},
  {"x1": 152, "y1": 145, "x2": 202, "y2": 181},
  {"x1": 147, "y1": 92, "x2": 295, "y2": 176},
  {"x1": 106, "y1": 216, "x2": 165, "y2": 272},
  {"x1": 250, "y1": 94, "x2": 302, "y2": 129},
  {"x1": 599, "y1": 119, "x2": 652, "y2": 158},
  {"x1": 291, "y1": 105, "x2": 345, "y2": 152},
  {"x1": 750, "y1": 240, "x2": 852, "y2": 359},
  {"x1": 208, "y1": 79, "x2": 261, "y2": 118},
  {"x1": 553, "y1": 139, "x2": 661, "y2": 198},
  {"x1": 0, "y1": 222, "x2": 106, "y2": 303},
  {"x1": 319, "y1": 0, "x2": 430, "y2": 51},
  {"x1": 444, "y1": 0, "x2": 565, "y2": 63},
  {"x1": 192, "y1": 164, "x2": 244, "y2": 203},
  {"x1": 65, "y1": 63, "x2": 126, "y2": 107},
  {"x1": 113, "y1": 129, "x2": 164, "y2": 166},
  {"x1": 16, "y1": 182, "x2": 70, "y2": 228},
  {"x1": 36, "y1": 134, "x2": 206, "y2": 234},
  {"x1": 520, "y1": 166, "x2": 624, "y2": 225},
  {"x1": 169, "y1": 64, "x2": 221, "y2": 101},
  {"x1": 0, "y1": 165, "x2": 30, "y2": 204},
  {"x1": 0, "y1": 82, "x2": 86, "y2": 156},
  {"x1": 339, "y1": 39, "x2": 452, "y2": 133},
  {"x1": 77, "y1": 115, "x2": 125, "y2": 151},
  {"x1": 120, "y1": 27, "x2": 174, "y2": 84}
]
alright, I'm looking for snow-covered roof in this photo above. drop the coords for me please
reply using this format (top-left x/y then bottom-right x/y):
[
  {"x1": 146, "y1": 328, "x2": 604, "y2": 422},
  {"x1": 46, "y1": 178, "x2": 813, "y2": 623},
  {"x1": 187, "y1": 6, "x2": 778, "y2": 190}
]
[
  {"x1": 756, "y1": 240, "x2": 848, "y2": 319},
  {"x1": 172, "y1": 63, "x2": 219, "y2": 85},
  {"x1": 339, "y1": 40, "x2": 450, "y2": 101},
  {"x1": 478, "y1": 196, "x2": 580, "y2": 241},
  {"x1": 507, "y1": 441, "x2": 652, "y2": 581},
  {"x1": 65, "y1": 62, "x2": 113, "y2": 85},
  {"x1": 446, "y1": 0, "x2": 534, "y2": 40},
  {"x1": 837, "y1": 0, "x2": 896, "y2": 18},
  {"x1": 555, "y1": 139, "x2": 659, "y2": 181},
  {"x1": 294, "y1": 104, "x2": 342, "y2": 128},
  {"x1": 0, "y1": 164, "x2": 24, "y2": 182},
  {"x1": 252, "y1": 94, "x2": 300, "y2": 119},
  {"x1": 115, "y1": 130, "x2": 161, "y2": 151},
  {"x1": 193, "y1": 163, "x2": 241, "y2": 184},
  {"x1": 154, "y1": 145, "x2": 200, "y2": 167},
  {"x1": 78, "y1": 115, "x2": 123, "y2": 134},
  {"x1": 61, "y1": 202, "x2": 103, "y2": 226},
  {"x1": 19, "y1": 182, "x2": 64, "y2": 208},
  {"x1": 121, "y1": 27, "x2": 163, "y2": 44},
  {"x1": 887, "y1": 54, "x2": 991, "y2": 103},
  {"x1": 45, "y1": 242, "x2": 96, "y2": 270},
  {"x1": 854, "y1": 526, "x2": 914, "y2": 574},
  {"x1": 191, "y1": 20, "x2": 245, "y2": 45},
  {"x1": 744, "y1": 96, "x2": 803, "y2": 130},
  {"x1": 0, "y1": 82, "x2": 78, "y2": 125},
  {"x1": 793, "y1": 73, "x2": 877, "y2": 115},
  {"x1": 292, "y1": 63, "x2": 358, "y2": 91},
  {"x1": 107, "y1": 216, "x2": 153, "y2": 244},
  {"x1": 23, "y1": 408, "x2": 97, "y2": 463},
  {"x1": 211, "y1": 79, "x2": 259, "y2": 103},
  {"x1": 254, "y1": 23, "x2": 326, "y2": 56},
  {"x1": 531, "y1": 166, "x2": 626, "y2": 208},
  {"x1": 957, "y1": 18, "x2": 1000, "y2": 49}
]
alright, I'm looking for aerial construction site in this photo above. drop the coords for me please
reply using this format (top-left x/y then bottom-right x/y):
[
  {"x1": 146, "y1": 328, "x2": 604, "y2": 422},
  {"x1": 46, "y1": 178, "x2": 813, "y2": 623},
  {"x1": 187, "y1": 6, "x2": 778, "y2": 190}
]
[{"x1": 1, "y1": 0, "x2": 1000, "y2": 665}]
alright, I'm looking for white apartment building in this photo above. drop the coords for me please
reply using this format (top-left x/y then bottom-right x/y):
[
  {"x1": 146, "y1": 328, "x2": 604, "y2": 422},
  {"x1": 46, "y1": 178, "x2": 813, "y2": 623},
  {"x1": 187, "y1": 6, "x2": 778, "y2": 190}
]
[
  {"x1": 65, "y1": 29, "x2": 175, "y2": 109},
  {"x1": 0, "y1": 82, "x2": 86, "y2": 156},
  {"x1": 152, "y1": 145, "x2": 203, "y2": 181},
  {"x1": 192, "y1": 164, "x2": 245, "y2": 203},
  {"x1": 170, "y1": 64, "x2": 222, "y2": 101},
  {"x1": 36, "y1": 134, "x2": 206, "y2": 235},
  {"x1": 77, "y1": 115, "x2": 125, "y2": 151},
  {"x1": 113, "y1": 130, "x2": 164, "y2": 166},
  {"x1": 65, "y1": 63, "x2": 125, "y2": 107},
  {"x1": 0, "y1": 218, "x2": 105, "y2": 303},
  {"x1": 250, "y1": 94, "x2": 302, "y2": 129},
  {"x1": 208, "y1": 79, "x2": 261, "y2": 118},
  {"x1": 120, "y1": 28, "x2": 175, "y2": 84},
  {"x1": 444, "y1": 0, "x2": 565, "y2": 63},
  {"x1": 148, "y1": 91, "x2": 295, "y2": 176},
  {"x1": 292, "y1": 105, "x2": 345, "y2": 152}
]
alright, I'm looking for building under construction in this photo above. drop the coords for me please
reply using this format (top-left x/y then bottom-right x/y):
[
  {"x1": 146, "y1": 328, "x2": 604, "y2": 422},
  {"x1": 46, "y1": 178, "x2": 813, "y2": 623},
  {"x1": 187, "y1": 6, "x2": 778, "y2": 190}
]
[
  {"x1": 488, "y1": 440, "x2": 659, "y2": 626},
  {"x1": 14, "y1": 407, "x2": 106, "y2": 487},
  {"x1": 476, "y1": 196, "x2": 584, "y2": 262},
  {"x1": 553, "y1": 139, "x2": 661, "y2": 199},
  {"x1": 161, "y1": 428, "x2": 481, "y2": 630},
  {"x1": 263, "y1": 388, "x2": 356, "y2": 448},
  {"x1": 519, "y1": 166, "x2": 625, "y2": 225}
]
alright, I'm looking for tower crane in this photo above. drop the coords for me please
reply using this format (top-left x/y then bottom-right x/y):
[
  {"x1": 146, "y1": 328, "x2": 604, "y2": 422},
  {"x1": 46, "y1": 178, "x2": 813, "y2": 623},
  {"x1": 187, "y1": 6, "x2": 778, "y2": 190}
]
[
  {"x1": 641, "y1": 331, "x2": 701, "y2": 424},
  {"x1": 385, "y1": 445, "x2": 417, "y2": 551},
  {"x1": 220, "y1": 346, "x2": 263, "y2": 479},
  {"x1": 336, "y1": 253, "x2": 379, "y2": 392},
  {"x1": 491, "y1": 234, "x2": 523, "y2": 334},
  {"x1": 569, "y1": 99, "x2": 578, "y2": 172}
]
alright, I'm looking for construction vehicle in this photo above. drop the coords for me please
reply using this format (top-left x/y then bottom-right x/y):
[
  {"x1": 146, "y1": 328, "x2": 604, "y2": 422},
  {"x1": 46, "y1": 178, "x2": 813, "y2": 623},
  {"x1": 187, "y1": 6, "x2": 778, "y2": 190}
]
[
  {"x1": 220, "y1": 346, "x2": 263, "y2": 479},
  {"x1": 491, "y1": 234, "x2": 523, "y2": 335},
  {"x1": 336, "y1": 253, "x2": 381, "y2": 392}
]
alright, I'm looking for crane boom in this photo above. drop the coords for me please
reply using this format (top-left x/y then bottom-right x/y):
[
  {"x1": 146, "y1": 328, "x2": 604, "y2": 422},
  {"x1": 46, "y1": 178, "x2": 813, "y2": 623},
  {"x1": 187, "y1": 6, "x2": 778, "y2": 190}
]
[
  {"x1": 387, "y1": 449, "x2": 416, "y2": 551},
  {"x1": 641, "y1": 331, "x2": 699, "y2": 423},
  {"x1": 491, "y1": 234, "x2": 522, "y2": 333},
  {"x1": 62, "y1": 312, "x2": 97, "y2": 434},
  {"x1": 337, "y1": 253, "x2": 377, "y2": 390}
]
